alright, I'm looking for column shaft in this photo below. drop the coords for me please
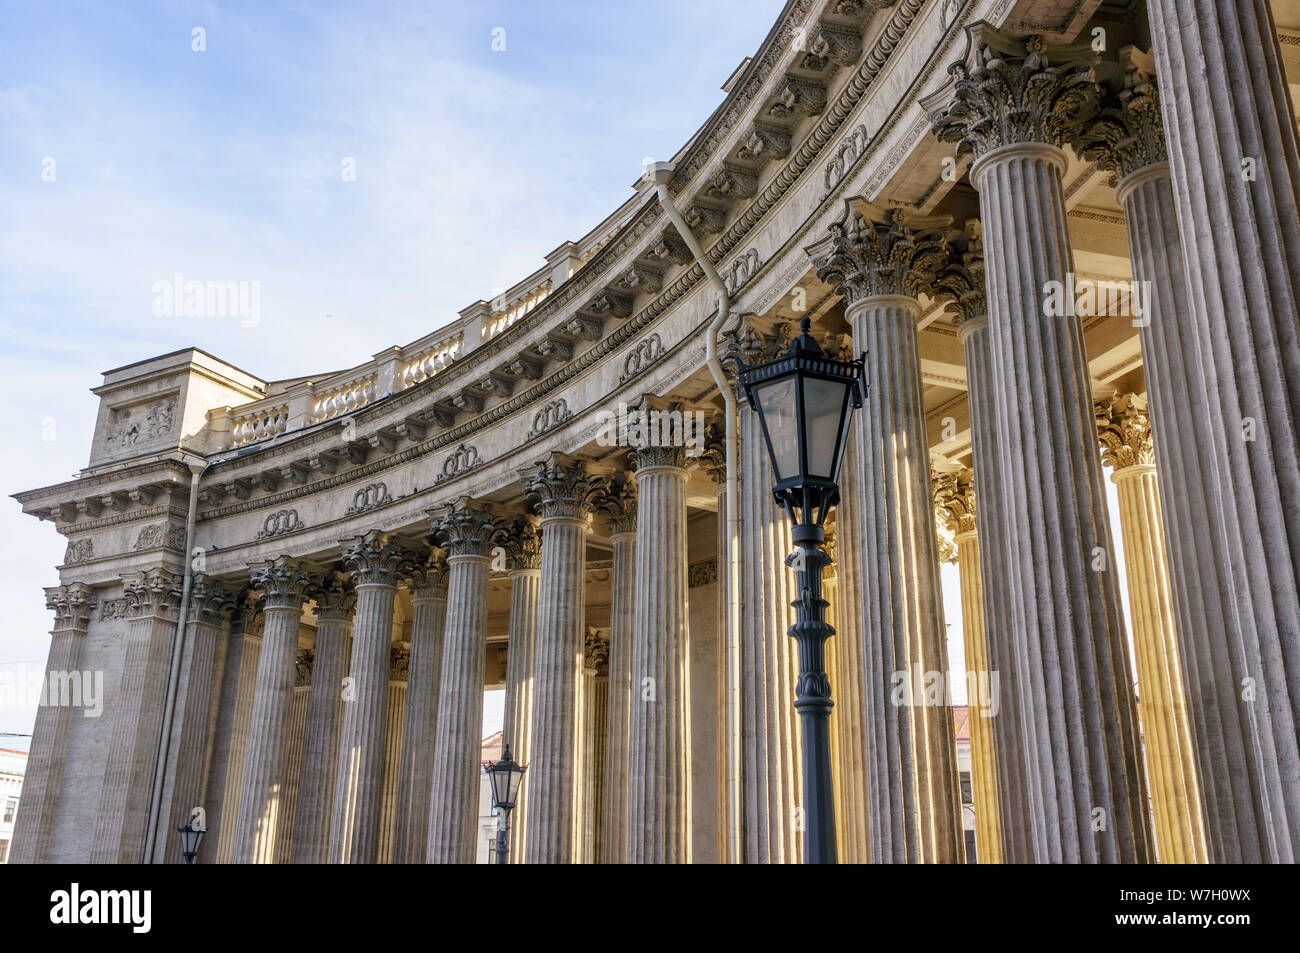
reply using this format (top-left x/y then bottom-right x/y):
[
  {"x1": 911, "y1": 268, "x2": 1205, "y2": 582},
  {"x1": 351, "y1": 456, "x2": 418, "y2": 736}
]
[
  {"x1": 393, "y1": 573, "x2": 446, "y2": 863},
  {"x1": 502, "y1": 560, "x2": 539, "y2": 862},
  {"x1": 601, "y1": 528, "x2": 636, "y2": 863}
]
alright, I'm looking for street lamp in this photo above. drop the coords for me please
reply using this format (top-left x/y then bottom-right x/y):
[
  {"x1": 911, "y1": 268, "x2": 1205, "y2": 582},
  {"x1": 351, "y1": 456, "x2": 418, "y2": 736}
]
[
  {"x1": 482, "y1": 744, "x2": 527, "y2": 865},
  {"x1": 177, "y1": 818, "x2": 205, "y2": 865},
  {"x1": 738, "y1": 315, "x2": 864, "y2": 865}
]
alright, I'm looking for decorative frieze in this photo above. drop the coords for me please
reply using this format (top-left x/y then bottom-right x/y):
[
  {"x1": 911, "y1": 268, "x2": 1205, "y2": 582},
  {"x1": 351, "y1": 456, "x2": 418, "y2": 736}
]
[
  {"x1": 63, "y1": 538, "x2": 94, "y2": 565},
  {"x1": 620, "y1": 333, "x2": 665, "y2": 383},
  {"x1": 527, "y1": 399, "x2": 573, "y2": 439},
  {"x1": 435, "y1": 444, "x2": 482, "y2": 485},
  {"x1": 104, "y1": 396, "x2": 176, "y2": 453},
  {"x1": 256, "y1": 509, "x2": 303, "y2": 539},
  {"x1": 723, "y1": 248, "x2": 762, "y2": 295},
  {"x1": 346, "y1": 482, "x2": 391, "y2": 514}
]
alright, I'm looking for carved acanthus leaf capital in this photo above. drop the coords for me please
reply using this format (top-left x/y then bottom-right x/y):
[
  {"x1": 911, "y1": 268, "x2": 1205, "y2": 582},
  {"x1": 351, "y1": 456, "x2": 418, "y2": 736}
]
[
  {"x1": 250, "y1": 556, "x2": 314, "y2": 610},
  {"x1": 932, "y1": 219, "x2": 987, "y2": 325},
  {"x1": 1070, "y1": 46, "x2": 1165, "y2": 183},
  {"x1": 123, "y1": 568, "x2": 184, "y2": 619},
  {"x1": 584, "y1": 627, "x2": 610, "y2": 674},
  {"x1": 313, "y1": 569, "x2": 357, "y2": 620},
  {"x1": 189, "y1": 574, "x2": 239, "y2": 625},
  {"x1": 390, "y1": 644, "x2": 410, "y2": 681},
  {"x1": 813, "y1": 205, "x2": 948, "y2": 303},
  {"x1": 930, "y1": 27, "x2": 1097, "y2": 161},
  {"x1": 407, "y1": 548, "x2": 450, "y2": 599},
  {"x1": 428, "y1": 497, "x2": 507, "y2": 558},
  {"x1": 934, "y1": 467, "x2": 978, "y2": 545},
  {"x1": 295, "y1": 649, "x2": 314, "y2": 686},
  {"x1": 700, "y1": 422, "x2": 728, "y2": 486},
  {"x1": 499, "y1": 516, "x2": 542, "y2": 572},
  {"x1": 521, "y1": 453, "x2": 598, "y2": 521},
  {"x1": 341, "y1": 530, "x2": 419, "y2": 586},
  {"x1": 1096, "y1": 393, "x2": 1154, "y2": 471},
  {"x1": 45, "y1": 582, "x2": 95, "y2": 631},
  {"x1": 594, "y1": 472, "x2": 638, "y2": 535}
]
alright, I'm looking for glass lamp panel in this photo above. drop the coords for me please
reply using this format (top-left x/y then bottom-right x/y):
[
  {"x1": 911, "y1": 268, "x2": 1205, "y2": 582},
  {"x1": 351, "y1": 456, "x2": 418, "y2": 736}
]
[
  {"x1": 802, "y1": 376, "x2": 850, "y2": 479},
  {"x1": 830, "y1": 386, "x2": 855, "y2": 482},
  {"x1": 755, "y1": 376, "x2": 799, "y2": 482},
  {"x1": 506, "y1": 767, "x2": 524, "y2": 807}
]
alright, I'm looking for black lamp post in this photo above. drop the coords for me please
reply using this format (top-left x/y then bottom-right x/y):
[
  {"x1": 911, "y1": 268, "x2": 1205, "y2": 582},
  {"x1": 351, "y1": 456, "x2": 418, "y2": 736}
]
[
  {"x1": 738, "y1": 316, "x2": 864, "y2": 865},
  {"x1": 482, "y1": 744, "x2": 527, "y2": 865},
  {"x1": 177, "y1": 819, "x2": 205, "y2": 865}
]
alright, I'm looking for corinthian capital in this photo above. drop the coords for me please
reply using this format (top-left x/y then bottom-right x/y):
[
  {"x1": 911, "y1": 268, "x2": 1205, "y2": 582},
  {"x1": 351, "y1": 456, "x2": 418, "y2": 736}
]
[
  {"x1": 313, "y1": 569, "x2": 357, "y2": 620},
  {"x1": 934, "y1": 467, "x2": 978, "y2": 539},
  {"x1": 250, "y1": 556, "x2": 313, "y2": 609},
  {"x1": 929, "y1": 26, "x2": 1097, "y2": 161},
  {"x1": 428, "y1": 497, "x2": 506, "y2": 558},
  {"x1": 499, "y1": 516, "x2": 542, "y2": 572},
  {"x1": 341, "y1": 530, "x2": 418, "y2": 586},
  {"x1": 811, "y1": 204, "x2": 948, "y2": 302},
  {"x1": 594, "y1": 472, "x2": 638, "y2": 535},
  {"x1": 932, "y1": 219, "x2": 987, "y2": 325},
  {"x1": 584, "y1": 627, "x2": 610, "y2": 675},
  {"x1": 123, "y1": 568, "x2": 184, "y2": 619},
  {"x1": 1096, "y1": 393, "x2": 1155, "y2": 471},
  {"x1": 521, "y1": 453, "x2": 598, "y2": 521},
  {"x1": 44, "y1": 583, "x2": 95, "y2": 632},
  {"x1": 189, "y1": 574, "x2": 239, "y2": 625},
  {"x1": 1070, "y1": 46, "x2": 1165, "y2": 182},
  {"x1": 407, "y1": 548, "x2": 450, "y2": 599}
]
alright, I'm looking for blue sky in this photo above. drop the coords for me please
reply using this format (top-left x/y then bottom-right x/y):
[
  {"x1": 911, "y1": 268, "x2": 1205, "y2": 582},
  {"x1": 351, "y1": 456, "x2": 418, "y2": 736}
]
[{"x1": 0, "y1": 0, "x2": 787, "y2": 738}]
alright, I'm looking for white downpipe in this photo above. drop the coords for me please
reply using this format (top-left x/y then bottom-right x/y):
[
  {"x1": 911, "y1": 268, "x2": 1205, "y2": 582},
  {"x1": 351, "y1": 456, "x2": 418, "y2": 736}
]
[
  {"x1": 649, "y1": 162, "x2": 743, "y2": 864},
  {"x1": 143, "y1": 458, "x2": 206, "y2": 862}
]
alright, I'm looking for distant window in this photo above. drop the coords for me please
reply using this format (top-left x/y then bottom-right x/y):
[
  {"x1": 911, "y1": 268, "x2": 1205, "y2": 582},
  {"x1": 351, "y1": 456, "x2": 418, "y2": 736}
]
[
  {"x1": 0, "y1": 839, "x2": 8, "y2": 863},
  {"x1": 964, "y1": 829, "x2": 977, "y2": 864},
  {"x1": 959, "y1": 771, "x2": 973, "y2": 805},
  {"x1": 2, "y1": 799, "x2": 15, "y2": 823}
]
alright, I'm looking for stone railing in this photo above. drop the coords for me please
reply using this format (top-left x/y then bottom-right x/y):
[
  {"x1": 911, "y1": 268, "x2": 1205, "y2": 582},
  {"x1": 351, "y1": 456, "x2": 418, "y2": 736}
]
[
  {"x1": 309, "y1": 372, "x2": 378, "y2": 424},
  {"x1": 229, "y1": 403, "x2": 290, "y2": 448}
]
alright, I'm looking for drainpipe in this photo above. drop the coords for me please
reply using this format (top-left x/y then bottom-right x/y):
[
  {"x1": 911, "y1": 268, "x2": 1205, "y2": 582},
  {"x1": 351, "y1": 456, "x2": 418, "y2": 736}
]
[
  {"x1": 648, "y1": 162, "x2": 742, "y2": 864},
  {"x1": 143, "y1": 457, "x2": 207, "y2": 862}
]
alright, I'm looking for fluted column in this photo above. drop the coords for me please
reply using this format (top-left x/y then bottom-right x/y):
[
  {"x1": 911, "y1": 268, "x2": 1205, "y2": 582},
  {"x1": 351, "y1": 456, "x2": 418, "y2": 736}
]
[
  {"x1": 155, "y1": 576, "x2": 237, "y2": 863},
  {"x1": 1143, "y1": 7, "x2": 1300, "y2": 857},
  {"x1": 1097, "y1": 395, "x2": 1208, "y2": 864},
  {"x1": 392, "y1": 550, "x2": 447, "y2": 864},
  {"x1": 596, "y1": 473, "x2": 637, "y2": 864},
  {"x1": 627, "y1": 441, "x2": 692, "y2": 864},
  {"x1": 210, "y1": 604, "x2": 262, "y2": 863},
  {"x1": 290, "y1": 573, "x2": 354, "y2": 863},
  {"x1": 274, "y1": 659, "x2": 313, "y2": 862},
  {"x1": 378, "y1": 644, "x2": 408, "y2": 863},
  {"x1": 814, "y1": 209, "x2": 963, "y2": 863},
  {"x1": 9, "y1": 584, "x2": 93, "y2": 864},
  {"x1": 234, "y1": 557, "x2": 311, "y2": 864},
  {"x1": 521, "y1": 453, "x2": 595, "y2": 864},
  {"x1": 91, "y1": 568, "x2": 182, "y2": 863},
  {"x1": 329, "y1": 531, "x2": 413, "y2": 864},
  {"x1": 935, "y1": 469, "x2": 1003, "y2": 864},
  {"x1": 581, "y1": 629, "x2": 610, "y2": 863},
  {"x1": 1073, "y1": 40, "x2": 1294, "y2": 862},
  {"x1": 500, "y1": 519, "x2": 540, "y2": 862},
  {"x1": 425, "y1": 498, "x2": 500, "y2": 863},
  {"x1": 931, "y1": 27, "x2": 1151, "y2": 862}
]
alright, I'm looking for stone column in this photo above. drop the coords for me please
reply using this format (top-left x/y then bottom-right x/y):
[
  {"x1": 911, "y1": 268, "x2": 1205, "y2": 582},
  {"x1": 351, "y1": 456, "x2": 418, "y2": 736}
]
[
  {"x1": 234, "y1": 556, "x2": 311, "y2": 864},
  {"x1": 329, "y1": 531, "x2": 413, "y2": 864},
  {"x1": 155, "y1": 576, "x2": 237, "y2": 864},
  {"x1": 521, "y1": 453, "x2": 595, "y2": 864},
  {"x1": 931, "y1": 27, "x2": 1151, "y2": 862},
  {"x1": 730, "y1": 325, "x2": 802, "y2": 864},
  {"x1": 392, "y1": 550, "x2": 447, "y2": 864},
  {"x1": 425, "y1": 498, "x2": 500, "y2": 863},
  {"x1": 596, "y1": 473, "x2": 636, "y2": 864},
  {"x1": 627, "y1": 441, "x2": 692, "y2": 864},
  {"x1": 814, "y1": 210, "x2": 963, "y2": 864},
  {"x1": 274, "y1": 657, "x2": 313, "y2": 862},
  {"x1": 91, "y1": 568, "x2": 182, "y2": 864},
  {"x1": 1143, "y1": 6, "x2": 1300, "y2": 859},
  {"x1": 936, "y1": 223, "x2": 1039, "y2": 863},
  {"x1": 9, "y1": 583, "x2": 93, "y2": 864},
  {"x1": 1072, "y1": 41, "x2": 1292, "y2": 863},
  {"x1": 290, "y1": 573, "x2": 354, "y2": 863},
  {"x1": 500, "y1": 518, "x2": 540, "y2": 862},
  {"x1": 210, "y1": 603, "x2": 262, "y2": 864},
  {"x1": 935, "y1": 469, "x2": 1003, "y2": 865},
  {"x1": 378, "y1": 644, "x2": 408, "y2": 863},
  {"x1": 580, "y1": 628, "x2": 610, "y2": 863},
  {"x1": 1097, "y1": 394, "x2": 1208, "y2": 864}
]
